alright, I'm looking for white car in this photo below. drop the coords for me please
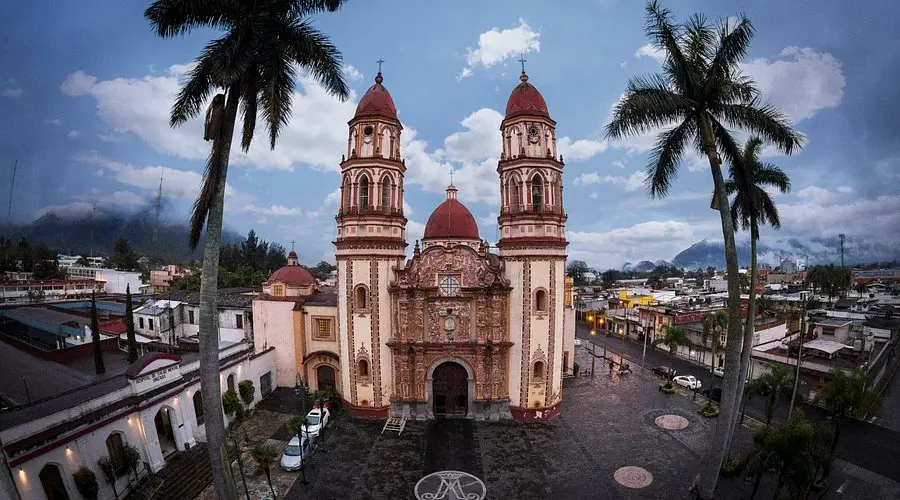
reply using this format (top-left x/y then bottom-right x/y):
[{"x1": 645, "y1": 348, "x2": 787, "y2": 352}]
[
  {"x1": 673, "y1": 375, "x2": 702, "y2": 390},
  {"x1": 300, "y1": 407, "x2": 330, "y2": 437},
  {"x1": 713, "y1": 367, "x2": 724, "y2": 377},
  {"x1": 280, "y1": 434, "x2": 314, "y2": 471},
  {"x1": 574, "y1": 339, "x2": 583, "y2": 347}
]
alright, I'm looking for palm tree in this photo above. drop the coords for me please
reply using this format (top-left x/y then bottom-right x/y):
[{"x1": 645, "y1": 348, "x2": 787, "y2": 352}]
[
  {"x1": 605, "y1": 3, "x2": 803, "y2": 494},
  {"x1": 125, "y1": 284, "x2": 138, "y2": 363},
  {"x1": 652, "y1": 325, "x2": 691, "y2": 387},
  {"x1": 701, "y1": 311, "x2": 727, "y2": 387},
  {"x1": 90, "y1": 292, "x2": 105, "y2": 375},
  {"x1": 747, "y1": 364, "x2": 793, "y2": 425},
  {"x1": 252, "y1": 442, "x2": 279, "y2": 499},
  {"x1": 816, "y1": 368, "x2": 881, "y2": 453},
  {"x1": 725, "y1": 137, "x2": 791, "y2": 441},
  {"x1": 144, "y1": 2, "x2": 350, "y2": 498}
]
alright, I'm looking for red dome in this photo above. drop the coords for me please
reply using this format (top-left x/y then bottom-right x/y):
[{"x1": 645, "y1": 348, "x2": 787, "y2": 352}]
[
  {"x1": 354, "y1": 73, "x2": 397, "y2": 120},
  {"x1": 505, "y1": 73, "x2": 549, "y2": 119},
  {"x1": 267, "y1": 264, "x2": 315, "y2": 286},
  {"x1": 287, "y1": 250, "x2": 298, "y2": 259},
  {"x1": 423, "y1": 186, "x2": 480, "y2": 240}
]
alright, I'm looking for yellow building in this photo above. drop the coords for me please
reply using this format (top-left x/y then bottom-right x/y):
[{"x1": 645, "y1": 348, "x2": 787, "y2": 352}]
[{"x1": 617, "y1": 289, "x2": 655, "y2": 308}]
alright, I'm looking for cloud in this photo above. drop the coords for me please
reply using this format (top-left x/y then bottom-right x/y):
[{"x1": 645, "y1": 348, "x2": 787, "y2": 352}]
[
  {"x1": 61, "y1": 64, "x2": 358, "y2": 172},
  {"x1": 740, "y1": 47, "x2": 845, "y2": 122},
  {"x1": 458, "y1": 18, "x2": 540, "y2": 80},
  {"x1": 46, "y1": 118, "x2": 62, "y2": 126},
  {"x1": 634, "y1": 43, "x2": 665, "y2": 63},
  {"x1": 2, "y1": 87, "x2": 23, "y2": 99},
  {"x1": 568, "y1": 220, "x2": 702, "y2": 269},
  {"x1": 67, "y1": 130, "x2": 81, "y2": 138},
  {"x1": 795, "y1": 186, "x2": 836, "y2": 205},
  {"x1": 35, "y1": 190, "x2": 145, "y2": 219},
  {"x1": 343, "y1": 64, "x2": 363, "y2": 81},
  {"x1": 589, "y1": 192, "x2": 598, "y2": 199},
  {"x1": 236, "y1": 204, "x2": 304, "y2": 216},
  {"x1": 775, "y1": 193, "x2": 900, "y2": 242},
  {"x1": 836, "y1": 186, "x2": 853, "y2": 194},
  {"x1": 557, "y1": 138, "x2": 607, "y2": 161},
  {"x1": 573, "y1": 170, "x2": 644, "y2": 191}
]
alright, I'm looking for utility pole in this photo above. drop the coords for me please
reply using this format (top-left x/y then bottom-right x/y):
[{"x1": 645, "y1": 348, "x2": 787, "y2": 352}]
[
  {"x1": 839, "y1": 233, "x2": 845, "y2": 268},
  {"x1": 788, "y1": 293, "x2": 809, "y2": 419}
]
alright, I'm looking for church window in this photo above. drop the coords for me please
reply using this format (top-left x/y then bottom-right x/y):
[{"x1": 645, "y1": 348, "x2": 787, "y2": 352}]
[
  {"x1": 359, "y1": 175, "x2": 371, "y2": 210},
  {"x1": 354, "y1": 285, "x2": 368, "y2": 310},
  {"x1": 381, "y1": 176, "x2": 391, "y2": 211},
  {"x1": 357, "y1": 359, "x2": 369, "y2": 377},
  {"x1": 314, "y1": 318, "x2": 333, "y2": 341},
  {"x1": 341, "y1": 176, "x2": 350, "y2": 211},
  {"x1": 532, "y1": 361, "x2": 545, "y2": 381},
  {"x1": 273, "y1": 284, "x2": 284, "y2": 297},
  {"x1": 535, "y1": 289, "x2": 548, "y2": 313},
  {"x1": 363, "y1": 125, "x2": 374, "y2": 136},
  {"x1": 512, "y1": 181, "x2": 521, "y2": 212},
  {"x1": 531, "y1": 174, "x2": 543, "y2": 212},
  {"x1": 439, "y1": 275, "x2": 460, "y2": 297}
]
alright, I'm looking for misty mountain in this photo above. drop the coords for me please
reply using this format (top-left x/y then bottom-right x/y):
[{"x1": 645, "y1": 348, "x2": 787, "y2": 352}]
[
  {"x1": 672, "y1": 236, "x2": 900, "y2": 270},
  {"x1": 0, "y1": 208, "x2": 243, "y2": 263},
  {"x1": 621, "y1": 260, "x2": 658, "y2": 273}
]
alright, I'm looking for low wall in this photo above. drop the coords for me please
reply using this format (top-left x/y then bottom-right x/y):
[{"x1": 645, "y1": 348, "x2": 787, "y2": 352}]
[{"x1": 0, "y1": 331, "x2": 118, "y2": 362}]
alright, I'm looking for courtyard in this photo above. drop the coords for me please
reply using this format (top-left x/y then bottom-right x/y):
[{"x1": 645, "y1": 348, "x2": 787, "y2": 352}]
[{"x1": 194, "y1": 345, "x2": 900, "y2": 500}]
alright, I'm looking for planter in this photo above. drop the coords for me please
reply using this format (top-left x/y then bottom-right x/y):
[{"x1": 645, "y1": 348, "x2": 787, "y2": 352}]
[
  {"x1": 700, "y1": 405, "x2": 720, "y2": 418},
  {"x1": 659, "y1": 383, "x2": 676, "y2": 394},
  {"x1": 719, "y1": 455, "x2": 746, "y2": 477}
]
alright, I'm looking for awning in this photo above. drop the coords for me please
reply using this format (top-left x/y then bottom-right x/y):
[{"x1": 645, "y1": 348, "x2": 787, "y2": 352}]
[{"x1": 803, "y1": 339, "x2": 851, "y2": 355}]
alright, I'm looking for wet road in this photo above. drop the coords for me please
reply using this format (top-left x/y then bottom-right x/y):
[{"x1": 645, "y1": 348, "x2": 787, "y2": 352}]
[{"x1": 575, "y1": 321, "x2": 900, "y2": 483}]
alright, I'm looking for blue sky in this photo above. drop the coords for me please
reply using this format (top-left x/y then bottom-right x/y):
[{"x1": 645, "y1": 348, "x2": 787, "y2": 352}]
[{"x1": 1, "y1": 0, "x2": 898, "y2": 269}]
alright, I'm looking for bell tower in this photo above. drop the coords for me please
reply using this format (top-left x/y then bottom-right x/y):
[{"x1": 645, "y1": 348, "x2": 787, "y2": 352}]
[
  {"x1": 335, "y1": 69, "x2": 406, "y2": 416},
  {"x1": 497, "y1": 66, "x2": 568, "y2": 418}
]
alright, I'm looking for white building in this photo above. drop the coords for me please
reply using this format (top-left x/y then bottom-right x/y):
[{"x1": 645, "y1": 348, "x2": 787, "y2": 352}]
[
  {"x1": 0, "y1": 279, "x2": 103, "y2": 305},
  {"x1": 138, "y1": 289, "x2": 255, "y2": 346},
  {"x1": 1, "y1": 341, "x2": 275, "y2": 500},
  {"x1": 66, "y1": 267, "x2": 142, "y2": 295}
]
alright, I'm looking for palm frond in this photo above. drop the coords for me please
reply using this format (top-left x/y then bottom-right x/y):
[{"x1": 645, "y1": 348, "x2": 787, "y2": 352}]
[
  {"x1": 605, "y1": 74, "x2": 694, "y2": 139},
  {"x1": 709, "y1": 116, "x2": 743, "y2": 175},
  {"x1": 758, "y1": 188, "x2": 781, "y2": 230},
  {"x1": 645, "y1": 1, "x2": 697, "y2": 97},
  {"x1": 282, "y1": 19, "x2": 350, "y2": 100},
  {"x1": 286, "y1": 0, "x2": 349, "y2": 17},
  {"x1": 707, "y1": 14, "x2": 754, "y2": 87},
  {"x1": 145, "y1": 0, "x2": 235, "y2": 38},
  {"x1": 718, "y1": 101, "x2": 805, "y2": 155},
  {"x1": 240, "y1": 71, "x2": 259, "y2": 152},
  {"x1": 755, "y1": 163, "x2": 791, "y2": 193},
  {"x1": 719, "y1": 72, "x2": 758, "y2": 104},
  {"x1": 170, "y1": 58, "x2": 215, "y2": 126},
  {"x1": 646, "y1": 118, "x2": 696, "y2": 198},
  {"x1": 203, "y1": 27, "x2": 260, "y2": 88},
  {"x1": 683, "y1": 13, "x2": 714, "y2": 72},
  {"x1": 258, "y1": 42, "x2": 296, "y2": 149},
  {"x1": 189, "y1": 131, "x2": 230, "y2": 249}
]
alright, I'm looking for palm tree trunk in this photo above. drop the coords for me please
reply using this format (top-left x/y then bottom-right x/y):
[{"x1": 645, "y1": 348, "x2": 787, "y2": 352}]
[
  {"x1": 200, "y1": 87, "x2": 240, "y2": 500},
  {"x1": 697, "y1": 115, "x2": 744, "y2": 499},
  {"x1": 727, "y1": 223, "x2": 759, "y2": 451}
]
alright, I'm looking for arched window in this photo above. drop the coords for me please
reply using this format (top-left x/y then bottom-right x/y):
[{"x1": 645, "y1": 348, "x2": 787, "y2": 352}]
[
  {"x1": 227, "y1": 373, "x2": 236, "y2": 393},
  {"x1": 381, "y1": 176, "x2": 391, "y2": 212},
  {"x1": 193, "y1": 391, "x2": 204, "y2": 426},
  {"x1": 532, "y1": 361, "x2": 545, "y2": 381},
  {"x1": 105, "y1": 432, "x2": 128, "y2": 476},
  {"x1": 341, "y1": 176, "x2": 350, "y2": 211},
  {"x1": 531, "y1": 174, "x2": 543, "y2": 212},
  {"x1": 357, "y1": 359, "x2": 369, "y2": 377},
  {"x1": 355, "y1": 285, "x2": 368, "y2": 310},
  {"x1": 512, "y1": 181, "x2": 521, "y2": 212},
  {"x1": 359, "y1": 175, "x2": 370, "y2": 210},
  {"x1": 535, "y1": 289, "x2": 548, "y2": 312},
  {"x1": 39, "y1": 464, "x2": 69, "y2": 500}
]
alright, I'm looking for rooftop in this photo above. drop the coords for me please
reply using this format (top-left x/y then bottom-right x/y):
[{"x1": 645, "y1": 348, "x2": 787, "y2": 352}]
[{"x1": 0, "y1": 340, "x2": 94, "y2": 406}]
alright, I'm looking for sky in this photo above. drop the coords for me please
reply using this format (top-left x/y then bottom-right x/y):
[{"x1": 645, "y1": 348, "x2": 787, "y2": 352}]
[{"x1": 1, "y1": 0, "x2": 898, "y2": 270}]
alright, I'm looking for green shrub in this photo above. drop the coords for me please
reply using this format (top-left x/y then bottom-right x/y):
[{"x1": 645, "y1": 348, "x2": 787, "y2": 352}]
[
  {"x1": 123, "y1": 442, "x2": 141, "y2": 481},
  {"x1": 573, "y1": 362, "x2": 581, "y2": 377},
  {"x1": 659, "y1": 383, "x2": 676, "y2": 394},
  {"x1": 73, "y1": 466, "x2": 99, "y2": 500},
  {"x1": 720, "y1": 454, "x2": 746, "y2": 477},
  {"x1": 700, "y1": 404, "x2": 720, "y2": 418},
  {"x1": 238, "y1": 380, "x2": 255, "y2": 405},
  {"x1": 222, "y1": 389, "x2": 241, "y2": 417}
]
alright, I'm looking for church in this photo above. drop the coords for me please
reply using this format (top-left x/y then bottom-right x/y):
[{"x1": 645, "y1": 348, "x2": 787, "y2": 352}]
[{"x1": 252, "y1": 68, "x2": 576, "y2": 421}]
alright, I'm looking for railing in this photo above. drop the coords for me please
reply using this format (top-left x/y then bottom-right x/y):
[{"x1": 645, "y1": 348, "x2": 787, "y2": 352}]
[{"x1": 337, "y1": 207, "x2": 404, "y2": 217}]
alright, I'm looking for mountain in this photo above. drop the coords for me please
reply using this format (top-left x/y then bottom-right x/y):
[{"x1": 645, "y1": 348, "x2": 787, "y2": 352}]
[
  {"x1": 672, "y1": 237, "x2": 900, "y2": 270},
  {"x1": 0, "y1": 208, "x2": 243, "y2": 263},
  {"x1": 621, "y1": 260, "x2": 657, "y2": 273}
]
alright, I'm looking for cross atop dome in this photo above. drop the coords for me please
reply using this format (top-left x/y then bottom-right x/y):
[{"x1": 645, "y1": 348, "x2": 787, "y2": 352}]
[{"x1": 518, "y1": 54, "x2": 528, "y2": 82}]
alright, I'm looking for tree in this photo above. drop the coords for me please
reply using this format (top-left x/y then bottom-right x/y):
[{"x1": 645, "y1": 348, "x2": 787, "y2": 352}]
[
  {"x1": 747, "y1": 364, "x2": 793, "y2": 425},
  {"x1": 816, "y1": 368, "x2": 881, "y2": 453},
  {"x1": 106, "y1": 237, "x2": 141, "y2": 271},
  {"x1": 566, "y1": 260, "x2": 590, "y2": 286},
  {"x1": 252, "y1": 442, "x2": 279, "y2": 499},
  {"x1": 97, "y1": 456, "x2": 119, "y2": 499},
  {"x1": 90, "y1": 293, "x2": 105, "y2": 375},
  {"x1": 123, "y1": 442, "x2": 142, "y2": 483},
  {"x1": 605, "y1": 3, "x2": 803, "y2": 495},
  {"x1": 700, "y1": 311, "x2": 727, "y2": 386},
  {"x1": 600, "y1": 269, "x2": 623, "y2": 288},
  {"x1": 76, "y1": 255, "x2": 92, "y2": 267},
  {"x1": 144, "y1": 2, "x2": 350, "y2": 496},
  {"x1": 725, "y1": 137, "x2": 791, "y2": 443},
  {"x1": 72, "y1": 466, "x2": 99, "y2": 500},
  {"x1": 125, "y1": 285, "x2": 138, "y2": 363},
  {"x1": 652, "y1": 325, "x2": 691, "y2": 386}
]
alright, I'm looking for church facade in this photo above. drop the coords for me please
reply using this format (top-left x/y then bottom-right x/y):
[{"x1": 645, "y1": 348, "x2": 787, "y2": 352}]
[{"x1": 252, "y1": 69, "x2": 575, "y2": 421}]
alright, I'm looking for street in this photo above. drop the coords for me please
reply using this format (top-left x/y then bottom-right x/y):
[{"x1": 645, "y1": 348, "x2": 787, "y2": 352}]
[{"x1": 575, "y1": 321, "x2": 900, "y2": 483}]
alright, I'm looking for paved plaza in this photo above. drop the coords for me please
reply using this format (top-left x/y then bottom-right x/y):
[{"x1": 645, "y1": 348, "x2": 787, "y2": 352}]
[{"x1": 193, "y1": 344, "x2": 900, "y2": 500}]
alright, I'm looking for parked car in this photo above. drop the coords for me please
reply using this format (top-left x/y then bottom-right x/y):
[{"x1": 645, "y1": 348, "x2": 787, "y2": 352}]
[
  {"x1": 652, "y1": 366, "x2": 676, "y2": 379},
  {"x1": 300, "y1": 407, "x2": 330, "y2": 437},
  {"x1": 702, "y1": 386, "x2": 722, "y2": 402},
  {"x1": 713, "y1": 367, "x2": 724, "y2": 377},
  {"x1": 574, "y1": 339, "x2": 583, "y2": 347},
  {"x1": 673, "y1": 375, "x2": 702, "y2": 390},
  {"x1": 280, "y1": 434, "x2": 315, "y2": 471}
]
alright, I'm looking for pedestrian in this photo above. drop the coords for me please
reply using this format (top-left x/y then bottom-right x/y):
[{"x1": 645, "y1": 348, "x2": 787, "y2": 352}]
[{"x1": 609, "y1": 361, "x2": 614, "y2": 373}]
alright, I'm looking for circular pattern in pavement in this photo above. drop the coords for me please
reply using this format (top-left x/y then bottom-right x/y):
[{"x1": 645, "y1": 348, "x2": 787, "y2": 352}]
[
  {"x1": 614, "y1": 466, "x2": 654, "y2": 489},
  {"x1": 414, "y1": 470, "x2": 487, "y2": 500},
  {"x1": 654, "y1": 414, "x2": 689, "y2": 430}
]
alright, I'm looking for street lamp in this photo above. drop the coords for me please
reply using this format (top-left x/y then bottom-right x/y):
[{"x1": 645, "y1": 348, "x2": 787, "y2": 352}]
[
  {"x1": 590, "y1": 329, "x2": 597, "y2": 377},
  {"x1": 599, "y1": 317, "x2": 607, "y2": 359}
]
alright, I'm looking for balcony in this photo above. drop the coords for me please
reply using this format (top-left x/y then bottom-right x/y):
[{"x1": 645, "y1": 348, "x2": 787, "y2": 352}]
[{"x1": 338, "y1": 206, "x2": 404, "y2": 217}]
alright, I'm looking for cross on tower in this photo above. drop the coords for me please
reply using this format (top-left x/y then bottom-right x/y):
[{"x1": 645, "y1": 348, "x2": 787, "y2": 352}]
[
  {"x1": 290, "y1": 240, "x2": 295, "y2": 251},
  {"x1": 518, "y1": 54, "x2": 527, "y2": 73},
  {"x1": 449, "y1": 170, "x2": 454, "y2": 185},
  {"x1": 376, "y1": 59, "x2": 385, "y2": 73}
]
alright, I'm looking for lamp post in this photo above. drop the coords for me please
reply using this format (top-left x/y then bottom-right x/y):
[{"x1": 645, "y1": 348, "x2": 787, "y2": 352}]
[
  {"x1": 590, "y1": 329, "x2": 597, "y2": 377},
  {"x1": 599, "y1": 317, "x2": 607, "y2": 359},
  {"x1": 788, "y1": 293, "x2": 809, "y2": 419}
]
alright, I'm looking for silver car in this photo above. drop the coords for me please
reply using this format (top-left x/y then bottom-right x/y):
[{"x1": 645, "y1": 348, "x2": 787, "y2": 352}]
[{"x1": 280, "y1": 434, "x2": 314, "y2": 471}]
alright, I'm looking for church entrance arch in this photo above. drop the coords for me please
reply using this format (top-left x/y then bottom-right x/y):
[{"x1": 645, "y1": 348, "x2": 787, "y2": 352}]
[
  {"x1": 154, "y1": 406, "x2": 177, "y2": 458},
  {"x1": 429, "y1": 360, "x2": 472, "y2": 418},
  {"x1": 316, "y1": 365, "x2": 336, "y2": 392}
]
